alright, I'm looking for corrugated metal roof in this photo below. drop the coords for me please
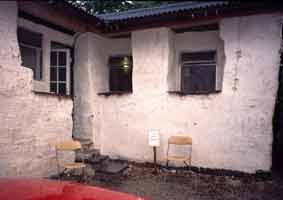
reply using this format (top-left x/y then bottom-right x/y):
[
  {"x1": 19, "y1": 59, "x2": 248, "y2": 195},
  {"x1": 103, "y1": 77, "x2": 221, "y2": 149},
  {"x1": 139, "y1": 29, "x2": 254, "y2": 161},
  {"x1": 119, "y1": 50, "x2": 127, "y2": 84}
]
[{"x1": 96, "y1": 1, "x2": 229, "y2": 22}]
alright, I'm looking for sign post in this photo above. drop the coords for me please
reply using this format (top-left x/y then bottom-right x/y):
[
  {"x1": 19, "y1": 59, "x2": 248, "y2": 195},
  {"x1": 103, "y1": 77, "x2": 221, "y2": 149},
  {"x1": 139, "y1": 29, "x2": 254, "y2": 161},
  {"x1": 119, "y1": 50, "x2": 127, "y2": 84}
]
[{"x1": 148, "y1": 130, "x2": 160, "y2": 174}]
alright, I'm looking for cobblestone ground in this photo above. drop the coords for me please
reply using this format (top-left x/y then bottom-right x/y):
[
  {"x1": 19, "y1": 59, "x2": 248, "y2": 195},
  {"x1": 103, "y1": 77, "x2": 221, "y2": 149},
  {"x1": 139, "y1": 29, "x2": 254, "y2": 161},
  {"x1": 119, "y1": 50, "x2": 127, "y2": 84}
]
[{"x1": 61, "y1": 165, "x2": 283, "y2": 200}]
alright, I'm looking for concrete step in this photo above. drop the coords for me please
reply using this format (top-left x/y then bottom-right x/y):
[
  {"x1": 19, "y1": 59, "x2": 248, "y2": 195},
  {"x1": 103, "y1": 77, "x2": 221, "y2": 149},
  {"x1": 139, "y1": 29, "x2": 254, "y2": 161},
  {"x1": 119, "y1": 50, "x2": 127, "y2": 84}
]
[
  {"x1": 95, "y1": 160, "x2": 128, "y2": 174},
  {"x1": 75, "y1": 149, "x2": 100, "y2": 162},
  {"x1": 88, "y1": 154, "x2": 109, "y2": 165}
]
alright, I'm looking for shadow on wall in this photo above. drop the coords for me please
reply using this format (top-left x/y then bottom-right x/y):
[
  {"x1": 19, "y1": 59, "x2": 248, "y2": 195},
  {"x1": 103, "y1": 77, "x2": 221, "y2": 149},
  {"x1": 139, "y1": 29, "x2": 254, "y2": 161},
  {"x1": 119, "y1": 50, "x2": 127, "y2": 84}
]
[{"x1": 272, "y1": 42, "x2": 283, "y2": 174}]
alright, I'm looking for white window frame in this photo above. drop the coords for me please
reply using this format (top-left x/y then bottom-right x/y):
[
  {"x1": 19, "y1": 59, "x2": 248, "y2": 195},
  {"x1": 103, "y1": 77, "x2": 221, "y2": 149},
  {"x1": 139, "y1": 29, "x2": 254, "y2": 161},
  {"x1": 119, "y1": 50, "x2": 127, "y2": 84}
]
[{"x1": 50, "y1": 49, "x2": 71, "y2": 95}]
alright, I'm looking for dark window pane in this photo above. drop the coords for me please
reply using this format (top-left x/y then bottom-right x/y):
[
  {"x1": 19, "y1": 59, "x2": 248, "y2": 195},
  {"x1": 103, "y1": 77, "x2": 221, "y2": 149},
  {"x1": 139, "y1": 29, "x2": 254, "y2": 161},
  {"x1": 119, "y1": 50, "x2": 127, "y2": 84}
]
[
  {"x1": 110, "y1": 69, "x2": 121, "y2": 91},
  {"x1": 20, "y1": 45, "x2": 37, "y2": 70},
  {"x1": 19, "y1": 45, "x2": 42, "y2": 80},
  {"x1": 18, "y1": 27, "x2": 42, "y2": 80},
  {"x1": 109, "y1": 55, "x2": 133, "y2": 92},
  {"x1": 58, "y1": 83, "x2": 66, "y2": 95},
  {"x1": 109, "y1": 56, "x2": 132, "y2": 67},
  {"x1": 121, "y1": 69, "x2": 132, "y2": 91},
  {"x1": 58, "y1": 68, "x2": 66, "y2": 81},
  {"x1": 50, "y1": 67, "x2": 57, "y2": 81},
  {"x1": 182, "y1": 65, "x2": 216, "y2": 94},
  {"x1": 18, "y1": 27, "x2": 42, "y2": 48},
  {"x1": 181, "y1": 51, "x2": 216, "y2": 94},
  {"x1": 110, "y1": 68, "x2": 132, "y2": 92},
  {"x1": 50, "y1": 83, "x2": 57, "y2": 93},
  {"x1": 51, "y1": 52, "x2": 57, "y2": 66},
  {"x1": 59, "y1": 52, "x2": 66, "y2": 65}
]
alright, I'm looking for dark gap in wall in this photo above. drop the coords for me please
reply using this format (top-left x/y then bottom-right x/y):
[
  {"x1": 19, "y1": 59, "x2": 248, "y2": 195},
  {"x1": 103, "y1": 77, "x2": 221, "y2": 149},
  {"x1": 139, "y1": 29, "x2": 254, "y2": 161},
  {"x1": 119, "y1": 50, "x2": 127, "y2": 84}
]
[
  {"x1": 109, "y1": 33, "x2": 131, "y2": 39},
  {"x1": 272, "y1": 25, "x2": 283, "y2": 174},
  {"x1": 173, "y1": 23, "x2": 219, "y2": 34}
]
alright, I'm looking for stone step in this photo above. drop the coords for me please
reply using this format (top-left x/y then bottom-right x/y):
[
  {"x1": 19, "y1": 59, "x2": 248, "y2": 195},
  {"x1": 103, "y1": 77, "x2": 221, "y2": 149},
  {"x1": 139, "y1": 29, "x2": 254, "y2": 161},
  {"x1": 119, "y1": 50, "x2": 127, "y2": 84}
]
[
  {"x1": 75, "y1": 149, "x2": 100, "y2": 162},
  {"x1": 95, "y1": 160, "x2": 128, "y2": 174},
  {"x1": 88, "y1": 154, "x2": 109, "y2": 165}
]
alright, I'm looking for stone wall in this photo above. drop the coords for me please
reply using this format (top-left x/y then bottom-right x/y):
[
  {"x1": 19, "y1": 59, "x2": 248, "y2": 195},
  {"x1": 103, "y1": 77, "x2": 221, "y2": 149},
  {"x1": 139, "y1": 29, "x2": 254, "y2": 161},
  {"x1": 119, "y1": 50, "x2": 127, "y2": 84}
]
[
  {"x1": 78, "y1": 14, "x2": 282, "y2": 173},
  {"x1": 0, "y1": 2, "x2": 73, "y2": 177}
]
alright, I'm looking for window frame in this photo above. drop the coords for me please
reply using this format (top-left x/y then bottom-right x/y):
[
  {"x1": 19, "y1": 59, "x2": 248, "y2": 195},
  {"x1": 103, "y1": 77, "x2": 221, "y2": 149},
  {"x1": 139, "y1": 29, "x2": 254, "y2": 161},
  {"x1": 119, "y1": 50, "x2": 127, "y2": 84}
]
[
  {"x1": 108, "y1": 55, "x2": 133, "y2": 93},
  {"x1": 180, "y1": 50, "x2": 218, "y2": 95},
  {"x1": 50, "y1": 48, "x2": 71, "y2": 96}
]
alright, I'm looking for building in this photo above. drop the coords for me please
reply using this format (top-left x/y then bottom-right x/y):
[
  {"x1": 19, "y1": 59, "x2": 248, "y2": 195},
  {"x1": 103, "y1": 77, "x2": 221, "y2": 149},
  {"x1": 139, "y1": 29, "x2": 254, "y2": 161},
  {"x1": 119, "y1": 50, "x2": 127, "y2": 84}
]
[{"x1": 0, "y1": 1, "x2": 282, "y2": 177}]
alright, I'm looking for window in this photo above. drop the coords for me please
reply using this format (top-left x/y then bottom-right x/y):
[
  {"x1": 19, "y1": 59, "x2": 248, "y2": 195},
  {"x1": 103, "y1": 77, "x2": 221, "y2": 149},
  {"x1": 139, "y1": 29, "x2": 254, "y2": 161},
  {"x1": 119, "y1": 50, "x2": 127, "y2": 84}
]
[
  {"x1": 50, "y1": 46, "x2": 70, "y2": 95},
  {"x1": 17, "y1": 27, "x2": 42, "y2": 80},
  {"x1": 109, "y1": 55, "x2": 133, "y2": 92},
  {"x1": 181, "y1": 51, "x2": 216, "y2": 94}
]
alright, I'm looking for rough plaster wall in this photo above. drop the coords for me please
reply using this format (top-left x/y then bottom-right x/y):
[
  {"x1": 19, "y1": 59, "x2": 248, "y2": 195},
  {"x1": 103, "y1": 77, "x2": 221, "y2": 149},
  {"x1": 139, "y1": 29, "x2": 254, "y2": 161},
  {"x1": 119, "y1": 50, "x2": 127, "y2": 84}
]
[
  {"x1": 95, "y1": 37, "x2": 131, "y2": 149},
  {"x1": 73, "y1": 33, "x2": 93, "y2": 140},
  {"x1": 97, "y1": 28, "x2": 172, "y2": 162},
  {"x1": 107, "y1": 38, "x2": 132, "y2": 55},
  {"x1": 0, "y1": 2, "x2": 73, "y2": 177},
  {"x1": 73, "y1": 33, "x2": 131, "y2": 148},
  {"x1": 73, "y1": 33, "x2": 108, "y2": 142},
  {"x1": 75, "y1": 15, "x2": 281, "y2": 172}
]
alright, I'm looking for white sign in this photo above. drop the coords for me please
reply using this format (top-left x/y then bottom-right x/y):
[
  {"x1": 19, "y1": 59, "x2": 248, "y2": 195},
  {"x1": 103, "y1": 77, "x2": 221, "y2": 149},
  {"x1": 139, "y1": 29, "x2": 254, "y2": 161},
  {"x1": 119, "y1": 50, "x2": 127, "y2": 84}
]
[{"x1": 148, "y1": 130, "x2": 160, "y2": 147}]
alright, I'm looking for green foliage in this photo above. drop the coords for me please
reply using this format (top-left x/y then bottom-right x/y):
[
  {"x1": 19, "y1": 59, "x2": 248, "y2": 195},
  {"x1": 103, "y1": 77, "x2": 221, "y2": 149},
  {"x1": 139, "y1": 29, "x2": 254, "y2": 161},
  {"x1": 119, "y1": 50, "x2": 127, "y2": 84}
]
[{"x1": 68, "y1": 0, "x2": 176, "y2": 14}]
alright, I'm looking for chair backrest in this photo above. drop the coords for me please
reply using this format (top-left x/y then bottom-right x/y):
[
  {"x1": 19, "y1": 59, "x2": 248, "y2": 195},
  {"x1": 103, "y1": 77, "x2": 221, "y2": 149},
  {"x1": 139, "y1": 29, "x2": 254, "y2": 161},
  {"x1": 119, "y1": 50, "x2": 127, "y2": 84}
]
[
  {"x1": 168, "y1": 136, "x2": 192, "y2": 145},
  {"x1": 55, "y1": 140, "x2": 82, "y2": 151}
]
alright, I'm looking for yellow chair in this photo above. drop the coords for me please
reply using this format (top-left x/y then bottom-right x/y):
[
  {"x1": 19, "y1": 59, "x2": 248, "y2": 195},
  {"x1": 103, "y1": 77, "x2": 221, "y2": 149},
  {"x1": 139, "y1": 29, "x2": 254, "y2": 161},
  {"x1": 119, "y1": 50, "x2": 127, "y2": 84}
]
[
  {"x1": 55, "y1": 139, "x2": 86, "y2": 178},
  {"x1": 166, "y1": 136, "x2": 192, "y2": 167}
]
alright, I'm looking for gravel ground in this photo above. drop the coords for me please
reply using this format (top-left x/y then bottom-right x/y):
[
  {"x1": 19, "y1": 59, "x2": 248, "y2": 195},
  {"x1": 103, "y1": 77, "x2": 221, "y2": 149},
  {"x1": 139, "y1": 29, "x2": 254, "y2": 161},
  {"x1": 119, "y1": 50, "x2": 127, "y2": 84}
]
[{"x1": 62, "y1": 165, "x2": 283, "y2": 200}]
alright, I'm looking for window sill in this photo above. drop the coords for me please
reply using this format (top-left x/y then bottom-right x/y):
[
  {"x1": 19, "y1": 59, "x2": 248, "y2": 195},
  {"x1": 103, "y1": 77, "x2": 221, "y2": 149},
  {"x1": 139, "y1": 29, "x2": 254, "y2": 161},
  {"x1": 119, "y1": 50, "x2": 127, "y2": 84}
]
[
  {"x1": 33, "y1": 90, "x2": 73, "y2": 99},
  {"x1": 168, "y1": 90, "x2": 221, "y2": 96},
  {"x1": 97, "y1": 91, "x2": 132, "y2": 96}
]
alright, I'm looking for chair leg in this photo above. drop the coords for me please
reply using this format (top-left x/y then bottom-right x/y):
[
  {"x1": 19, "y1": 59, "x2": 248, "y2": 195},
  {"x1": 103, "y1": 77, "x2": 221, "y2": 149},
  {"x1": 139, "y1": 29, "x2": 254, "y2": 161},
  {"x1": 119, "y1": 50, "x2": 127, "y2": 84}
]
[
  {"x1": 55, "y1": 150, "x2": 61, "y2": 179},
  {"x1": 184, "y1": 161, "x2": 189, "y2": 168},
  {"x1": 166, "y1": 160, "x2": 169, "y2": 167},
  {"x1": 79, "y1": 167, "x2": 85, "y2": 183},
  {"x1": 60, "y1": 168, "x2": 67, "y2": 180}
]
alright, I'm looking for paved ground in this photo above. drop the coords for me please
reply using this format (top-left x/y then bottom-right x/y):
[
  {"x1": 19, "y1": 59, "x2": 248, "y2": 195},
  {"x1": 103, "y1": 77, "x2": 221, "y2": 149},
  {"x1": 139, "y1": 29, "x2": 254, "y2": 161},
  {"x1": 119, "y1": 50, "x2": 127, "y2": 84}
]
[{"x1": 62, "y1": 164, "x2": 283, "y2": 200}]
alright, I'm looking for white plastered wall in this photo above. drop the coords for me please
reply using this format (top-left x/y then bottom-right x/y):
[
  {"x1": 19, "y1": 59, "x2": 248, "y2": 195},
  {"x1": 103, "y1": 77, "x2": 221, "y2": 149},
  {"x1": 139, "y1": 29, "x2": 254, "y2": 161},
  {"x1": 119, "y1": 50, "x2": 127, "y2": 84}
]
[
  {"x1": 0, "y1": 2, "x2": 73, "y2": 177},
  {"x1": 74, "y1": 14, "x2": 281, "y2": 173},
  {"x1": 73, "y1": 32, "x2": 131, "y2": 146}
]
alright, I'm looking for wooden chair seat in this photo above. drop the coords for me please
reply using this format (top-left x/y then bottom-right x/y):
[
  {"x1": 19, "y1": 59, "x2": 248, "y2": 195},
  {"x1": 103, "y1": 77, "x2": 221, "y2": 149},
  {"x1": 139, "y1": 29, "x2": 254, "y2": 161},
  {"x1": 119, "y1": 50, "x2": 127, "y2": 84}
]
[
  {"x1": 167, "y1": 155, "x2": 191, "y2": 162},
  {"x1": 63, "y1": 162, "x2": 86, "y2": 169},
  {"x1": 166, "y1": 135, "x2": 192, "y2": 167},
  {"x1": 54, "y1": 139, "x2": 87, "y2": 181}
]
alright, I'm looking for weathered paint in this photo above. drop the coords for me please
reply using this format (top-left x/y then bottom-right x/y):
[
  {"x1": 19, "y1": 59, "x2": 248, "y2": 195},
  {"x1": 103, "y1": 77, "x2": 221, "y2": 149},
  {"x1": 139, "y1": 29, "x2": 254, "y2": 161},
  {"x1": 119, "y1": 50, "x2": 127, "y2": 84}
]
[
  {"x1": 74, "y1": 14, "x2": 282, "y2": 173},
  {"x1": 0, "y1": 2, "x2": 73, "y2": 177}
]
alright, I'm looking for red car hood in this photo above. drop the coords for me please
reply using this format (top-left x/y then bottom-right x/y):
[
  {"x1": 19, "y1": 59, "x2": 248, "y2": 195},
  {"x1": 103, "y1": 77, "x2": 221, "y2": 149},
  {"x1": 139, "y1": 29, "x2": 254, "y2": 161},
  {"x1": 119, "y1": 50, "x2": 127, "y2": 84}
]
[{"x1": 0, "y1": 178, "x2": 146, "y2": 200}]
